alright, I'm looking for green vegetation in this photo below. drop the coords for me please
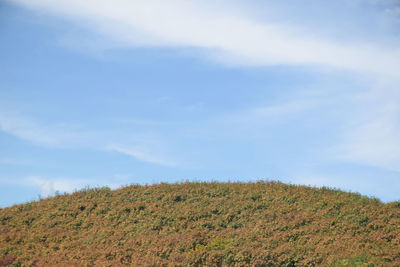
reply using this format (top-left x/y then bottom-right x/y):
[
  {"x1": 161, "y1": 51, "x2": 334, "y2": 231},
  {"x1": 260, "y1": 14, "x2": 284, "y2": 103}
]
[{"x1": 0, "y1": 181, "x2": 399, "y2": 266}]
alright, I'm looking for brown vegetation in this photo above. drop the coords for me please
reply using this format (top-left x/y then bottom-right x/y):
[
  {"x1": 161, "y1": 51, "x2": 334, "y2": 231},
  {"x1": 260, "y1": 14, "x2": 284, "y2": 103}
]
[{"x1": 0, "y1": 181, "x2": 400, "y2": 266}]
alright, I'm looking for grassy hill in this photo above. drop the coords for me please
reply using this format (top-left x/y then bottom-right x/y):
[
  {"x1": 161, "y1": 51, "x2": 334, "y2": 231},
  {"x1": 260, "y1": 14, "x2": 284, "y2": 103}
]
[{"x1": 0, "y1": 181, "x2": 399, "y2": 266}]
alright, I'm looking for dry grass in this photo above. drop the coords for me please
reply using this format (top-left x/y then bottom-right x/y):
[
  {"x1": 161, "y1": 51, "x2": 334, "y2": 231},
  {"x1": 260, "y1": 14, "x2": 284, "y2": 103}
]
[{"x1": 0, "y1": 181, "x2": 399, "y2": 266}]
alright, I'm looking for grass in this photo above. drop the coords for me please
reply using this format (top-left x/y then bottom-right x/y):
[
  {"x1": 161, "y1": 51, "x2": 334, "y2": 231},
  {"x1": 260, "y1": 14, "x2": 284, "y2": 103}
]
[{"x1": 0, "y1": 181, "x2": 399, "y2": 266}]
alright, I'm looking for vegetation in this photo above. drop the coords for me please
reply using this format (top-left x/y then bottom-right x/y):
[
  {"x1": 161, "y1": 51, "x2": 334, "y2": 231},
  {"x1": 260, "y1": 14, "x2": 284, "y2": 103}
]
[{"x1": 0, "y1": 181, "x2": 399, "y2": 266}]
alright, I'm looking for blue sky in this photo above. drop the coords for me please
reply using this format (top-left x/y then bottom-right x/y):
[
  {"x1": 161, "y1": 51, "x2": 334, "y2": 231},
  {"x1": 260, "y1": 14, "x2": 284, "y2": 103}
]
[{"x1": 1, "y1": 0, "x2": 400, "y2": 207}]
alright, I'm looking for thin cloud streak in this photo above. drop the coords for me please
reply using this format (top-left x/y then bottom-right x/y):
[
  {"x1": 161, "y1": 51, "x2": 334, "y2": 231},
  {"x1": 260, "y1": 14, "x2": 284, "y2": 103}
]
[
  {"x1": 0, "y1": 113, "x2": 64, "y2": 146},
  {"x1": 0, "y1": 112, "x2": 178, "y2": 167},
  {"x1": 226, "y1": 100, "x2": 318, "y2": 124},
  {"x1": 106, "y1": 144, "x2": 177, "y2": 167}
]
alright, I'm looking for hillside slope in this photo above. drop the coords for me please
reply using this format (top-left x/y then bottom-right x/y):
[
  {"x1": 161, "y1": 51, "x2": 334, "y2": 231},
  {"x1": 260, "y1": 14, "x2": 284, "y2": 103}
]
[{"x1": 0, "y1": 181, "x2": 399, "y2": 266}]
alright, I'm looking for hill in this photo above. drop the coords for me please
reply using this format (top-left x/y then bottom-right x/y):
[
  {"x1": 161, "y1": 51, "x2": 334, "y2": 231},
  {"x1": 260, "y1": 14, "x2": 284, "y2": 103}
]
[{"x1": 0, "y1": 181, "x2": 399, "y2": 266}]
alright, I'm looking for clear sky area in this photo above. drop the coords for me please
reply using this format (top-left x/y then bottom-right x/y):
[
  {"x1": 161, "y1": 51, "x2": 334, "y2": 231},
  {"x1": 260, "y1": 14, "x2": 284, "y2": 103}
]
[{"x1": 1, "y1": 0, "x2": 400, "y2": 207}]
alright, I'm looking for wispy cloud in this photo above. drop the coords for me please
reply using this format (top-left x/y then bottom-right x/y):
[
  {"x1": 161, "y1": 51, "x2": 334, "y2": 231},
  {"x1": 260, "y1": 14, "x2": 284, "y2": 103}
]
[
  {"x1": 334, "y1": 103, "x2": 400, "y2": 172},
  {"x1": 0, "y1": 112, "x2": 100, "y2": 148},
  {"x1": 0, "y1": 112, "x2": 179, "y2": 167},
  {"x1": 225, "y1": 100, "x2": 318, "y2": 125},
  {"x1": 0, "y1": 176, "x2": 90, "y2": 196},
  {"x1": 25, "y1": 176, "x2": 89, "y2": 196},
  {"x1": 106, "y1": 144, "x2": 177, "y2": 167},
  {"x1": 386, "y1": 6, "x2": 400, "y2": 16},
  {"x1": 9, "y1": 0, "x2": 400, "y2": 77},
  {"x1": 24, "y1": 176, "x2": 123, "y2": 196},
  {"x1": 0, "y1": 113, "x2": 66, "y2": 146}
]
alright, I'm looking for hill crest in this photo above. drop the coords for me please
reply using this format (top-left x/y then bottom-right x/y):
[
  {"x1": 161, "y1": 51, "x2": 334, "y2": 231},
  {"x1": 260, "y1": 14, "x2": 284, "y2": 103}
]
[{"x1": 1, "y1": 181, "x2": 400, "y2": 266}]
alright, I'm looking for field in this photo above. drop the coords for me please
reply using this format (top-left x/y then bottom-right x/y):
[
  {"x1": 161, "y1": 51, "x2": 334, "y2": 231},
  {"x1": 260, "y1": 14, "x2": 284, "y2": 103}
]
[{"x1": 1, "y1": 181, "x2": 400, "y2": 266}]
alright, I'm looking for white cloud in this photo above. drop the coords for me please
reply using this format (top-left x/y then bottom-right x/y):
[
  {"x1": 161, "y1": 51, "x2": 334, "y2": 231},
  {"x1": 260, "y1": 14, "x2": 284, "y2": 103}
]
[
  {"x1": 106, "y1": 144, "x2": 177, "y2": 167},
  {"x1": 335, "y1": 104, "x2": 400, "y2": 172},
  {"x1": 386, "y1": 6, "x2": 400, "y2": 16},
  {"x1": 25, "y1": 176, "x2": 86, "y2": 196},
  {"x1": 0, "y1": 174, "x2": 126, "y2": 199},
  {"x1": 0, "y1": 112, "x2": 179, "y2": 167},
  {"x1": 226, "y1": 99, "x2": 318, "y2": 124},
  {"x1": 24, "y1": 176, "x2": 123, "y2": 196},
  {"x1": 0, "y1": 112, "x2": 99, "y2": 148},
  {"x1": 0, "y1": 113, "x2": 65, "y2": 146},
  {"x1": 9, "y1": 0, "x2": 400, "y2": 77}
]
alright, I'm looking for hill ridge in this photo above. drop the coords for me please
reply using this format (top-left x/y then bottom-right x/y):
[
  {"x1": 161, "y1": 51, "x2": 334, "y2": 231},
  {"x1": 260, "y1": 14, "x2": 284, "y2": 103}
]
[{"x1": 1, "y1": 181, "x2": 399, "y2": 266}]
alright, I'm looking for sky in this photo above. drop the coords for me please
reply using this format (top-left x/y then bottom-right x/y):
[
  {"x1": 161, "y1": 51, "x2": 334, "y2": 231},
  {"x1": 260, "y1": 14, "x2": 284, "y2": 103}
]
[{"x1": 0, "y1": 0, "x2": 400, "y2": 207}]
